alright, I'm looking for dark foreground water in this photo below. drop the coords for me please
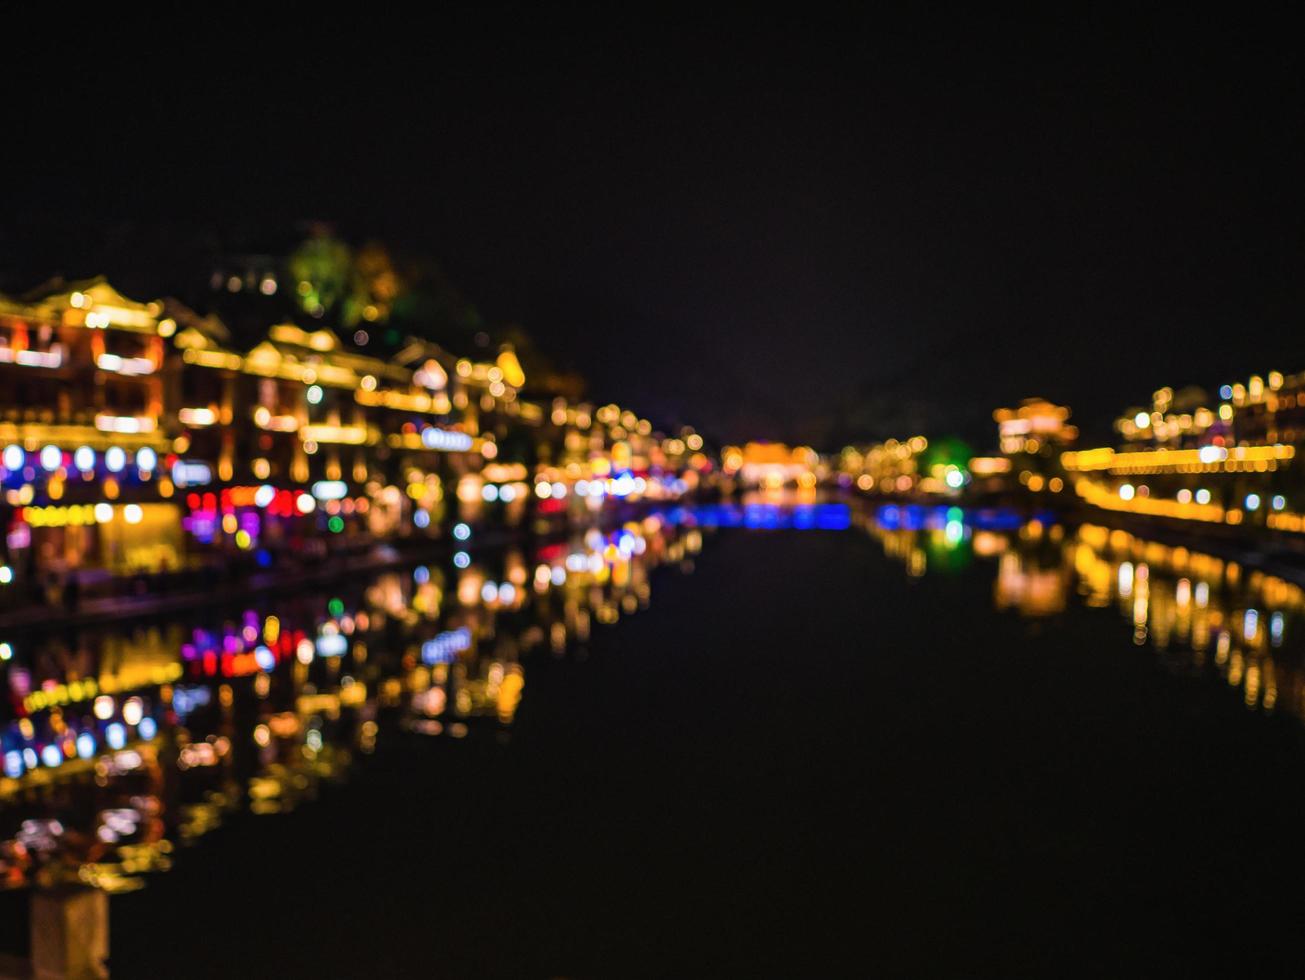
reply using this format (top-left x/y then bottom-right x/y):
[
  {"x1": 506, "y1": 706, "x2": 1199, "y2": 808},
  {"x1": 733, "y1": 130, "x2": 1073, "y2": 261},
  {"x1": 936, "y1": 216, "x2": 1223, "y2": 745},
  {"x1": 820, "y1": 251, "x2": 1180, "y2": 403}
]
[
  {"x1": 7, "y1": 506, "x2": 1305, "y2": 975},
  {"x1": 100, "y1": 515, "x2": 1305, "y2": 976}
]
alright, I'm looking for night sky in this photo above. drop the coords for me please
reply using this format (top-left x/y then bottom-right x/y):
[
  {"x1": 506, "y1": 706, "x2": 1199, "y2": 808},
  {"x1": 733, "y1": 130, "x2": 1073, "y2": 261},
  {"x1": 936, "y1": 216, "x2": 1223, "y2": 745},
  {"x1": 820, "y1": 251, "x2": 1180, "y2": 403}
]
[{"x1": 3, "y1": 12, "x2": 1301, "y2": 447}]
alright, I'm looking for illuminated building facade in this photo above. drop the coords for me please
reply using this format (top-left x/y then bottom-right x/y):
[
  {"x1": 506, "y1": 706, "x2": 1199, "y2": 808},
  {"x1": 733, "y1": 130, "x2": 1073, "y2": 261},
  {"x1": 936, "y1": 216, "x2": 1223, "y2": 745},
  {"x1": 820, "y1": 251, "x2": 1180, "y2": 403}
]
[
  {"x1": 723, "y1": 442, "x2": 819, "y2": 491},
  {"x1": 985, "y1": 397, "x2": 1076, "y2": 496},
  {"x1": 1063, "y1": 370, "x2": 1305, "y2": 533},
  {"x1": 0, "y1": 278, "x2": 706, "y2": 607},
  {"x1": 838, "y1": 438, "x2": 928, "y2": 495}
]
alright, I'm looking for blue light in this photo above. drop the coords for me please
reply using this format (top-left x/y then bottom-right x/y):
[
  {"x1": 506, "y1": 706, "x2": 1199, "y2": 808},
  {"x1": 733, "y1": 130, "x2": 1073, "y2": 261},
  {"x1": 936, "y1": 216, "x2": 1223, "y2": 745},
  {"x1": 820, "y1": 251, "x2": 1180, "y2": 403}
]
[
  {"x1": 453, "y1": 522, "x2": 471, "y2": 541},
  {"x1": 137, "y1": 717, "x2": 158, "y2": 740},
  {"x1": 171, "y1": 686, "x2": 211, "y2": 717},
  {"x1": 814, "y1": 504, "x2": 852, "y2": 530},
  {"x1": 40, "y1": 744, "x2": 63, "y2": 768},
  {"x1": 414, "y1": 509, "x2": 431, "y2": 529},
  {"x1": 106, "y1": 723, "x2": 127, "y2": 750},
  {"x1": 3, "y1": 750, "x2": 23, "y2": 778},
  {"x1": 413, "y1": 565, "x2": 430, "y2": 585},
  {"x1": 76, "y1": 732, "x2": 96, "y2": 759},
  {"x1": 453, "y1": 551, "x2": 471, "y2": 569},
  {"x1": 422, "y1": 628, "x2": 472, "y2": 665},
  {"x1": 255, "y1": 645, "x2": 276, "y2": 671}
]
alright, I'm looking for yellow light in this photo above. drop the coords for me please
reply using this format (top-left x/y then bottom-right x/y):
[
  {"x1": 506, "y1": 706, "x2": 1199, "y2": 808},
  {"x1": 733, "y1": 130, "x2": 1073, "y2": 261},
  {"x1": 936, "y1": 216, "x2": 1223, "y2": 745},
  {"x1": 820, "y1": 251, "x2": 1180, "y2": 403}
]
[
  {"x1": 179, "y1": 407, "x2": 217, "y2": 426},
  {"x1": 496, "y1": 349, "x2": 526, "y2": 387}
]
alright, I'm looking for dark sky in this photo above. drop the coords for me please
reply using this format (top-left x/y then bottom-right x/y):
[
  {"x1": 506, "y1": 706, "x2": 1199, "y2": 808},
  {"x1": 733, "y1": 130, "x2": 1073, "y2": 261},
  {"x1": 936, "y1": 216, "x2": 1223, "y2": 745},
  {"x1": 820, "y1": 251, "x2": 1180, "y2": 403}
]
[{"x1": 3, "y1": 11, "x2": 1302, "y2": 447}]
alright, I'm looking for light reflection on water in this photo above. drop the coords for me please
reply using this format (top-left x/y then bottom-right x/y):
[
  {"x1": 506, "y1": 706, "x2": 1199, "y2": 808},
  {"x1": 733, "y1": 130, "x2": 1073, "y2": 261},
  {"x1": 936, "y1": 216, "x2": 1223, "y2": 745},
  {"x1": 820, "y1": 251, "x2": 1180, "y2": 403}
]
[
  {"x1": 0, "y1": 517, "x2": 703, "y2": 892},
  {"x1": 5, "y1": 496, "x2": 1302, "y2": 896},
  {"x1": 862, "y1": 502, "x2": 1305, "y2": 720}
]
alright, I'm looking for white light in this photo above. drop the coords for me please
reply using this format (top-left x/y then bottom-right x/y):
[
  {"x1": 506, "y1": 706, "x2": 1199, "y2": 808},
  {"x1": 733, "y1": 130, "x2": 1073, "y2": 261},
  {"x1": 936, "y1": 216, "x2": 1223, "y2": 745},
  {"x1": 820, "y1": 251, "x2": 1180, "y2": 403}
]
[
  {"x1": 94, "y1": 696, "x2": 114, "y2": 720},
  {"x1": 136, "y1": 447, "x2": 157, "y2": 471},
  {"x1": 2, "y1": 445, "x2": 23, "y2": 471},
  {"x1": 0, "y1": 566, "x2": 10, "y2": 585},
  {"x1": 306, "y1": 384, "x2": 324, "y2": 404},
  {"x1": 312, "y1": 480, "x2": 348, "y2": 501},
  {"x1": 421, "y1": 428, "x2": 474, "y2": 452},
  {"x1": 535, "y1": 482, "x2": 553, "y2": 498},
  {"x1": 1273, "y1": 495, "x2": 1286, "y2": 511},
  {"x1": 254, "y1": 485, "x2": 277, "y2": 508},
  {"x1": 499, "y1": 583, "x2": 517, "y2": 604},
  {"x1": 296, "y1": 494, "x2": 316, "y2": 515},
  {"x1": 76, "y1": 733, "x2": 96, "y2": 759},
  {"x1": 316, "y1": 633, "x2": 348, "y2": 658},
  {"x1": 481, "y1": 581, "x2": 499, "y2": 603},
  {"x1": 74, "y1": 446, "x2": 95, "y2": 472},
  {"x1": 1119, "y1": 484, "x2": 1135, "y2": 501},
  {"x1": 122, "y1": 697, "x2": 143, "y2": 726},
  {"x1": 1134, "y1": 412, "x2": 1150, "y2": 428},
  {"x1": 94, "y1": 503, "x2": 113, "y2": 524},
  {"x1": 1198, "y1": 445, "x2": 1226, "y2": 464},
  {"x1": 499, "y1": 484, "x2": 517, "y2": 503},
  {"x1": 452, "y1": 523, "x2": 471, "y2": 541},
  {"x1": 105, "y1": 447, "x2": 126, "y2": 472},
  {"x1": 551, "y1": 481, "x2": 567, "y2": 498},
  {"x1": 123, "y1": 504, "x2": 143, "y2": 525},
  {"x1": 171, "y1": 460, "x2": 212, "y2": 487},
  {"x1": 944, "y1": 469, "x2": 965, "y2": 489},
  {"x1": 40, "y1": 445, "x2": 61, "y2": 471},
  {"x1": 454, "y1": 551, "x2": 471, "y2": 569},
  {"x1": 106, "y1": 723, "x2": 126, "y2": 750},
  {"x1": 0, "y1": 642, "x2": 11, "y2": 660},
  {"x1": 1245, "y1": 493, "x2": 1261, "y2": 512},
  {"x1": 297, "y1": 638, "x2": 315, "y2": 664},
  {"x1": 482, "y1": 484, "x2": 500, "y2": 502},
  {"x1": 1195, "y1": 488, "x2": 1211, "y2": 505}
]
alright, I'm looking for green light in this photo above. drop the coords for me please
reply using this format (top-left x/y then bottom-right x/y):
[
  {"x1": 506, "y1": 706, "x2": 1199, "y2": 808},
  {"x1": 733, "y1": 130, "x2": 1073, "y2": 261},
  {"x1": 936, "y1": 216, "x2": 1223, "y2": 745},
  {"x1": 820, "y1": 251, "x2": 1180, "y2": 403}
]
[
  {"x1": 329, "y1": 598, "x2": 345, "y2": 617},
  {"x1": 328, "y1": 515, "x2": 344, "y2": 533}
]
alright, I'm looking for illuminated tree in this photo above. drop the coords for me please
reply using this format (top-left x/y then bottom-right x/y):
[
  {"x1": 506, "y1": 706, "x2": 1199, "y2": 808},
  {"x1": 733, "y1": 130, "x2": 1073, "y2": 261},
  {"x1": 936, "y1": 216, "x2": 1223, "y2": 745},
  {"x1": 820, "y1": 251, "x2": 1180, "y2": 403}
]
[{"x1": 287, "y1": 230, "x2": 351, "y2": 320}]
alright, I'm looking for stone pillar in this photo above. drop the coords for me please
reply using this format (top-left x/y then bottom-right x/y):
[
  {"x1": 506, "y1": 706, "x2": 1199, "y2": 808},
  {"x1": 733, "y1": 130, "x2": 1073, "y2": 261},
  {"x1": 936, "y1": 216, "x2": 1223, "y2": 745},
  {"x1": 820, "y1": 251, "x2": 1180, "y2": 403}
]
[{"x1": 30, "y1": 887, "x2": 108, "y2": 980}]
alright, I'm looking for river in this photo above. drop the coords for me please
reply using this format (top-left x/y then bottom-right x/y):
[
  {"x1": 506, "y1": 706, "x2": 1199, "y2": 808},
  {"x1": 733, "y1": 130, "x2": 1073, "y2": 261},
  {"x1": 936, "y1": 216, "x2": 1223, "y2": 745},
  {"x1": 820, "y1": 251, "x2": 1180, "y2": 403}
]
[{"x1": 4, "y1": 500, "x2": 1305, "y2": 975}]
